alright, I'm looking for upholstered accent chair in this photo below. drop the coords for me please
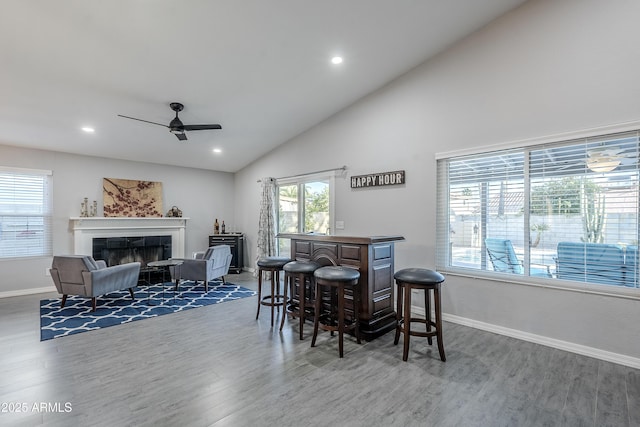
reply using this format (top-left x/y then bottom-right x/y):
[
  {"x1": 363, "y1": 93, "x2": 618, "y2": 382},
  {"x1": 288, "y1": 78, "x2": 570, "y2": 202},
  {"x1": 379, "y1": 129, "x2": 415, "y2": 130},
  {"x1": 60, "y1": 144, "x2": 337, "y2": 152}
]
[
  {"x1": 49, "y1": 255, "x2": 141, "y2": 311},
  {"x1": 171, "y1": 245, "x2": 232, "y2": 291}
]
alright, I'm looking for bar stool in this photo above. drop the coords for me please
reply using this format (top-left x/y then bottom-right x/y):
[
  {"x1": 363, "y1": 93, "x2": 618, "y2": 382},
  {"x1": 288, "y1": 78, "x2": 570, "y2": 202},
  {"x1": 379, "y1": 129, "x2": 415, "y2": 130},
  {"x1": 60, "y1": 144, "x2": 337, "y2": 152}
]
[
  {"x1": 311, "y1": 266, "x2": 361, "y2": 358},
  {"x1": 280, "y1": 260, "x2": 321, "y2": 339},
  {"x1": 256, "y1": 256, "x2": 292, "y2": 327},
  {"x1": 394, "y1": 268, "x2": 446, "y2": 362}
]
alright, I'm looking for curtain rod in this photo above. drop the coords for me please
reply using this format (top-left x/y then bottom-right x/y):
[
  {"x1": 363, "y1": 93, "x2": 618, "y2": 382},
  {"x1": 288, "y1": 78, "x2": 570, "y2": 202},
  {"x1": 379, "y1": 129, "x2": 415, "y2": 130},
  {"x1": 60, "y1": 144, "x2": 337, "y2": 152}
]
[{"x1": 257, "y1": 165, "x2": 347, "y2": 182}]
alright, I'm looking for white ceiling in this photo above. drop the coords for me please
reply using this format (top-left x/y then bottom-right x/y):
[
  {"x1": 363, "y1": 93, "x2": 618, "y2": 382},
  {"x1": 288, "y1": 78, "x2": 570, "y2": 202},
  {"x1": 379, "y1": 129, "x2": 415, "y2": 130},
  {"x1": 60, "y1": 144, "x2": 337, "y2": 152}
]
[{"x1": 0, "y1": 0, "x2": 527, "y2": 173}]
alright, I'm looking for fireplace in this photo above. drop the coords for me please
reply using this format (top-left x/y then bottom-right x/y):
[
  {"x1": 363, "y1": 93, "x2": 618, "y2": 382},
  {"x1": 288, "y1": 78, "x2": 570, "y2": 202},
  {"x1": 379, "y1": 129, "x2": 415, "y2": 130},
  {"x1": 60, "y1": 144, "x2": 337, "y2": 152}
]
[
  {"x1": 92, "y1": 235, "x2": 172, "y2": 268},
  {"x1": 70, "y1": 217, "x2": 187, "y2": 262}
]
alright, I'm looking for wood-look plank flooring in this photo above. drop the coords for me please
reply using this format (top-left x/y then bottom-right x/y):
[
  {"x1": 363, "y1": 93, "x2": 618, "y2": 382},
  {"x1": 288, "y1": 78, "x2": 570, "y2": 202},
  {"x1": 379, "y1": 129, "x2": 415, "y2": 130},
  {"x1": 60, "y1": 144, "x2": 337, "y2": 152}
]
[{"x1": 1, "y1": 272, "x2": 639, "y2": 426}]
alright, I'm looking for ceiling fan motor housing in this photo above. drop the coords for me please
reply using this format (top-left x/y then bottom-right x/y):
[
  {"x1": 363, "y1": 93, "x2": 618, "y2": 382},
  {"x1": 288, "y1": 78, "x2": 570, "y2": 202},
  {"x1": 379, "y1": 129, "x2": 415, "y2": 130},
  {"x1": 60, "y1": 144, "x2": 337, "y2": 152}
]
[
  {"x1": 169, "y1": 117, "x2": 184, "y2": 133},
  {"x1": 169, "y1": 102, "x2": 185, "y2": 132}
]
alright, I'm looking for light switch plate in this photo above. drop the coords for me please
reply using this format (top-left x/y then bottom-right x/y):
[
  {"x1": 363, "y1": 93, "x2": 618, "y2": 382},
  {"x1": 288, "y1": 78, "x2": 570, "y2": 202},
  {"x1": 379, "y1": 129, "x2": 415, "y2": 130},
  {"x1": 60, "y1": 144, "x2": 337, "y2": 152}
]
[{"x1": 335, "y1": 220, "x2": 345, "y2": 229}]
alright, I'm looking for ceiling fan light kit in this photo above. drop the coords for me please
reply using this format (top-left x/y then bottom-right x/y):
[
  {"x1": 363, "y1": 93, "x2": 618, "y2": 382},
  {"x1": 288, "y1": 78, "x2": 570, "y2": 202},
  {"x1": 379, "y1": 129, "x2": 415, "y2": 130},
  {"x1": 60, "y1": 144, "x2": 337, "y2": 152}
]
[
  {"x1": 586, "y1": 145, "x2": 623, "y2": 173},
  {"x1": 118, "y1": 102, "x2": 221, "y2": 141},
  {"x1": 586, "y1": 157, "x2": 621, "y2": 173}
]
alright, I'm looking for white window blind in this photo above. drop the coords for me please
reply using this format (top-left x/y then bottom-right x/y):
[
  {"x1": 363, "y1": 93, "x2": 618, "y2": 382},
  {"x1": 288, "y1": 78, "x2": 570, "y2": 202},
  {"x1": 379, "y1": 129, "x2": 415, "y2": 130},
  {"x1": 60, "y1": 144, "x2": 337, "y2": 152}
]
[
  {"x1": 436, "y1": 130, "x2": 640, "y2": 292},
  {"x1": 0, "y1": 167, "x2": 52, "y2": 258}
]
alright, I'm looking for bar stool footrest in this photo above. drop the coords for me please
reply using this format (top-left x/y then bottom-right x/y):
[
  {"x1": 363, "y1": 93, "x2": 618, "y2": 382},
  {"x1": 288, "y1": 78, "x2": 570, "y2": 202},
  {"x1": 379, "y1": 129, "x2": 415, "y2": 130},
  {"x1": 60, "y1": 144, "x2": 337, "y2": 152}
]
[{"x1": 260, "y1": 295, "x2": 286, "y2": 306}]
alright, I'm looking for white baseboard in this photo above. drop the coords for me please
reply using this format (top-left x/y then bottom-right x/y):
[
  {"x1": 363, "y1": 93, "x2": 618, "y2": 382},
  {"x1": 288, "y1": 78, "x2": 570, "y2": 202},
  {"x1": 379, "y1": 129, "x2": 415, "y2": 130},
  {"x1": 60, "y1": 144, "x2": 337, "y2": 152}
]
[
  {"x1": 412, "y1": 305, "x2": 640, "y2": 369},
  {"x1": 0, "y1": 286, "x2": 57, "y2": 299}
]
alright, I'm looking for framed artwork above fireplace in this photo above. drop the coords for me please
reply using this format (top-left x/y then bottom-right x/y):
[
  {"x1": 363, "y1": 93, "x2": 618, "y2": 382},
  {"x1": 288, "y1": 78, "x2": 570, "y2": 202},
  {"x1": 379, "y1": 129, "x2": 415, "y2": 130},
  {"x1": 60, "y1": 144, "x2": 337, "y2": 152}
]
[{"x1": 103, "y1": 178, "x2": 163, "y2": 217}]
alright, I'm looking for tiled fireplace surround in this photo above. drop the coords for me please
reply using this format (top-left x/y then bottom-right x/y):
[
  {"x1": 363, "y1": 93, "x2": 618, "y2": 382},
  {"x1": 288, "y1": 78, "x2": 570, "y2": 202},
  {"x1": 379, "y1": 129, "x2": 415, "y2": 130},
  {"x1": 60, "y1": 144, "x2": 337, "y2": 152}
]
[{"x1": 70, "y1": 217, "x2": 187, "y2": 266}]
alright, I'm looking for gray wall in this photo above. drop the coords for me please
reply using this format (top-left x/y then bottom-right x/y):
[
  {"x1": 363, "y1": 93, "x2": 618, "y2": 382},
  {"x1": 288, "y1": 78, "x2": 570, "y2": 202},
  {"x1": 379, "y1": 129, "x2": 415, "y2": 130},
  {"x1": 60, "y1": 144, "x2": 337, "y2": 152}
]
[
  {"x1": 0, "y1": 144, "x2": 234, "y2": 294},
  {"x1": 234, "y1": 0, "x2": 640, "y2": 361}
]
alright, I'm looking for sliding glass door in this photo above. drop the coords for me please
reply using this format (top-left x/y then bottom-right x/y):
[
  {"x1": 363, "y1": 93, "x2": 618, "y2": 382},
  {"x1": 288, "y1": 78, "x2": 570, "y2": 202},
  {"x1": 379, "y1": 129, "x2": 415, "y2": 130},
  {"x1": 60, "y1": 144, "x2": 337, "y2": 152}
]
[{"x1": 277, "y1": 179, "x2": 331, "y2": 255}]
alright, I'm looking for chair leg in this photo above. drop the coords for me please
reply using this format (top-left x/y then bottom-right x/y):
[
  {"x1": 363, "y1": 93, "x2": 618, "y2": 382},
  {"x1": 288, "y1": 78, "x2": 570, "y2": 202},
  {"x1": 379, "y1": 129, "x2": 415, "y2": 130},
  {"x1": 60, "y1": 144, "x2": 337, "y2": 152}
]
[
  {"x1": 60, "y1": 294, "x2": 68, "y2": 309},
  {"x1": 256, "y1": 269, "x2": 263, "y2": 320},
  {"x1": 394, "y1": 283, "x2": 402, "y2": 345},
  {"x1": 402, "y1": 283, "x2": 412, "y2": 361},
  {"x1": 279, "y1": 272, "x2": 289, "y2": 331},
  {"x1": 270, "y1": 271, "x2": 276, "y2": 327},
  {"x1": 329, "y1": 289, "x2": 337, "y2": 337},
  {"x1": 353, "y1": 284, "x2": 361, "y2": 345},
  {"x1": 338, "y1": 284, "x2": 345, "y2": 358},
  {"x1": 275, "y1": 271, "x2": 281, "y2": 313},
  {"x1": 91, "y1": 297, "x2": 97, "y2": 312},
  {"x1": 128, "y1": 288, "x2": 135, "y2": 300},
  {"x1": 434, "y1": 286, "x2": 446, "y2": 362},
  {"x1": 311, "y1": 282, "x2": 321, "y2": 348},
  {"x1": 221, "y1": 275, "x2": 226, "y2": 284},
  {"x1": 299, "y1": 274, "x2": 306, "y2": 340},
  {"x1": 425, "y1": 287, "x2": 432, "y2": 345}
]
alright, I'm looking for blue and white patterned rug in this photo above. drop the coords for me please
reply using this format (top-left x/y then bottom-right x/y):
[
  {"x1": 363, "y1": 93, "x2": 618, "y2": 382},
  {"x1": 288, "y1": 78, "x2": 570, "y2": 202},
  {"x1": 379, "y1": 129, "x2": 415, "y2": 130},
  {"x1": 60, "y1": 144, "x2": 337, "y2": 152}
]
[{"x1": 40, "y1": 281, "x2": 256, "y2": 341}]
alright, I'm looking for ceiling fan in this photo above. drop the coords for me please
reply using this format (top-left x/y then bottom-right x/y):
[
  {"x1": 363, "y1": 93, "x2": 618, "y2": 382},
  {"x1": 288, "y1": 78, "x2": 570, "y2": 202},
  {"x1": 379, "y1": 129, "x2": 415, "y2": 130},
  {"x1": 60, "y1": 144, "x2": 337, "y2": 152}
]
[{"x1": 118, "y1": 102, "x2": 222, "y2": 141}]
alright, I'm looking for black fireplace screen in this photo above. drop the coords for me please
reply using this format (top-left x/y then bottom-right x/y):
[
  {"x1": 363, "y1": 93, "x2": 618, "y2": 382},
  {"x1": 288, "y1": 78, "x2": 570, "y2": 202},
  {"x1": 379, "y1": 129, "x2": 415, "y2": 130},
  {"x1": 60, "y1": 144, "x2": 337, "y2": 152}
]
[{"x1": 92, "y1": 236, "x2": 172, "y2": 269}]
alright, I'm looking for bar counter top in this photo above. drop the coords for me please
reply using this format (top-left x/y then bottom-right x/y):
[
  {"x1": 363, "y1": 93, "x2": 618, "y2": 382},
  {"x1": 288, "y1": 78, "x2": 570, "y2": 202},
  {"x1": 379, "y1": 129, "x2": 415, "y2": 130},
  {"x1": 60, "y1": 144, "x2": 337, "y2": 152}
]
[{"x1": 276, "y1": 233, "x2": 405, "y2": 245}]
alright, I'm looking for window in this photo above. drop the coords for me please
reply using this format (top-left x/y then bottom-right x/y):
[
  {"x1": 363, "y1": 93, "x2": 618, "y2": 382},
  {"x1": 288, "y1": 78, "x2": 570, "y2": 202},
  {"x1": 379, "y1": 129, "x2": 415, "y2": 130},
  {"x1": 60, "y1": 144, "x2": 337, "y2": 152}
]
[
  {"x1": 277, "y1": 175, "x2": 333, "y2": 255},
  {"x1": 0, "y1": 167, "x2": 52, "y2": 258},
  {"x1": 436, "y1": 130, "x2": 639, "y2": 291}
]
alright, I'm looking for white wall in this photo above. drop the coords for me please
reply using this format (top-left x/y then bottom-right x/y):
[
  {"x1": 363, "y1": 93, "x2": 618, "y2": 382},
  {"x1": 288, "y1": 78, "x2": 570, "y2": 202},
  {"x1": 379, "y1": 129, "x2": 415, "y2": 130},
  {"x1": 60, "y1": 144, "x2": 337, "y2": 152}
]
[
  {"x1": 0, "y1": 144, "x2": 234, "y2": 294},
  {"x1": 234, "y1": 0, "x2": 640, "y2": 362}
]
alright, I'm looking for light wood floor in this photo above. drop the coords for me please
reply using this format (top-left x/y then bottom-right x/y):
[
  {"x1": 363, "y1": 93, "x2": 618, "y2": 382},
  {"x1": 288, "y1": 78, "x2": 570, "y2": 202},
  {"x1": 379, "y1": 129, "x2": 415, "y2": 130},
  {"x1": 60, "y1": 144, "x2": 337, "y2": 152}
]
[{"x1": 1, "y1": 272, "x2": 639, "y2": 427}]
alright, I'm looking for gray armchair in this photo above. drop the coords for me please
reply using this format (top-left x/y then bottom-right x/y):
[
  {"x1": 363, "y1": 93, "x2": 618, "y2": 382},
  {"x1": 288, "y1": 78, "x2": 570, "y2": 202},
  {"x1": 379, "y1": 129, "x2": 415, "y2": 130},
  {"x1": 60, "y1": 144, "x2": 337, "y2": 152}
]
[
  {"x1": 50, "y1": 255, "x2": 141, "y2": 311},
  {"x1": 171, "y1": 245, "x2": 232, "y2": 291}
]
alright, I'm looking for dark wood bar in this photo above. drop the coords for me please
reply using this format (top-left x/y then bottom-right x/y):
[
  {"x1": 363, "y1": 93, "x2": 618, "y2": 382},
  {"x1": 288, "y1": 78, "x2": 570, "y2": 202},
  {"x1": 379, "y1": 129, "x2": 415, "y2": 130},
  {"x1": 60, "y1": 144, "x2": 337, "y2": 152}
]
[{"x1": 277, "y1": 233, "x2": 405, "y2": 341}]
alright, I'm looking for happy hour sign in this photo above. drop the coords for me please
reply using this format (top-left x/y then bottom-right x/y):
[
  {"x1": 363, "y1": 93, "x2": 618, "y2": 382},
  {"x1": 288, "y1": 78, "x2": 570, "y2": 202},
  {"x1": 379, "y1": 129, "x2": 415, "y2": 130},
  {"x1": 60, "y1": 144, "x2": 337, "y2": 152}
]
[{"x1": 350, "y1": 170, "x2": 405, "y2": 188}]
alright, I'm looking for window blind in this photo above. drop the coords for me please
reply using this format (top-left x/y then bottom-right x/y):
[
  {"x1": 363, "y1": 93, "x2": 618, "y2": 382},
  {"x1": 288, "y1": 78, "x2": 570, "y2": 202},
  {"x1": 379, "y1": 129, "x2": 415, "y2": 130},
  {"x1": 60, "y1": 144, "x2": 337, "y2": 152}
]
[
  {"x1": 0, "y1": 167, "x2": 52, "y2": 258},
  {"x1": 436, "y1": 130, "x2": 640, "y2": 292}
]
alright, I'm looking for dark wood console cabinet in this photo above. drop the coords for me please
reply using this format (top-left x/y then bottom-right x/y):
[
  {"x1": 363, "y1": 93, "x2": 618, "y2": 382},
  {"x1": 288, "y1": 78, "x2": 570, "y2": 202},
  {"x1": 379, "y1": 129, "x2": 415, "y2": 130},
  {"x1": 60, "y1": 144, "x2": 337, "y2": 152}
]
[
  {"x1": 209, "y1": 234, "x2": 244, "y2": 274},
  {"x1": 277, "y1": 233, "x2": 404, "y2": 341}
]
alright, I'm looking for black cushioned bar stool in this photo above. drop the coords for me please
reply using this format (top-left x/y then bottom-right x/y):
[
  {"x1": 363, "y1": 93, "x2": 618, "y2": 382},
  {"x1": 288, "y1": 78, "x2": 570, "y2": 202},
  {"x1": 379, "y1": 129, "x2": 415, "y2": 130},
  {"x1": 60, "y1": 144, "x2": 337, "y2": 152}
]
[
  {"x1": 256, "y1": 256, "x2": 292, "y2": 327},
  {"x1": 311, "y1": 266, "x2": 361, "y2": 358},
  {"x1": 280, "y1": 260, "x2": 321, "y2": 339},
  {"x1": 394, "y1": 268, "x2": 446, "y2": 362}
]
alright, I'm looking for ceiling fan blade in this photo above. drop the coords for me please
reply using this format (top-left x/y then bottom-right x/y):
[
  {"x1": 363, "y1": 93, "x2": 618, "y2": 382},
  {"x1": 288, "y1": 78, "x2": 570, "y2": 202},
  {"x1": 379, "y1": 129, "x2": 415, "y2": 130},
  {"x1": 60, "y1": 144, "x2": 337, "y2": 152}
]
[
  {"x1": 117, "y1": 115, "x2": 169, "y2": 128},
  {"x1": 183, "y1": 124, "x2": 222, "y2": 131},
  {"x1": 175, "y1": 132, "x2": 188, "y2": 141}
]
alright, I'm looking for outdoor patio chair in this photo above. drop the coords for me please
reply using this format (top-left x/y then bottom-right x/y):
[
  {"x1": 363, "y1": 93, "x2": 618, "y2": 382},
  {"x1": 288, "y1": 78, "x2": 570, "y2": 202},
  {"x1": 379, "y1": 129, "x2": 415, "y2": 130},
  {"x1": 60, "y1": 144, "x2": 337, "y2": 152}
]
[
  {"x1": 485, "y1": 238, "x2": 551, "y2": 278},
  {"x1": 556, "y1": 242, "x2": 628, "y2": 286}
]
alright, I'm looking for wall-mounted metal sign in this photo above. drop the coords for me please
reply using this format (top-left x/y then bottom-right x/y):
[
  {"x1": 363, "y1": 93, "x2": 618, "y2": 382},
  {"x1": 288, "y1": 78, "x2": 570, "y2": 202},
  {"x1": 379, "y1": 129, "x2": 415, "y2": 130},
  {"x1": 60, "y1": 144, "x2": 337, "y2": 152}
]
[{"x1": 350, "y1": 170, "x2": 405, "y2": 188}]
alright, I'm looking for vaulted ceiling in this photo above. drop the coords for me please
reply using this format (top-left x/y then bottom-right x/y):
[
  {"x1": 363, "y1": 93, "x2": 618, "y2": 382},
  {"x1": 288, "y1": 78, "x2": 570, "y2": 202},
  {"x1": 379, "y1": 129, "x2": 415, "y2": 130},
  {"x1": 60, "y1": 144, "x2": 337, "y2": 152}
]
[{"x1": 0, "y1": 0, "x2": 527, "y2": 172}]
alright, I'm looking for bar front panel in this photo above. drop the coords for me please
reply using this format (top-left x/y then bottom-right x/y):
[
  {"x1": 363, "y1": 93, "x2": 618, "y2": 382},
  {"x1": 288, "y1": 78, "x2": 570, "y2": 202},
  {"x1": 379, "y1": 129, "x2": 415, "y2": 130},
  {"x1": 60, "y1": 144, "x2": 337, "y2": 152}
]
[{"x1": 284, "y1": 234, "x2": 401, "y2": 340}]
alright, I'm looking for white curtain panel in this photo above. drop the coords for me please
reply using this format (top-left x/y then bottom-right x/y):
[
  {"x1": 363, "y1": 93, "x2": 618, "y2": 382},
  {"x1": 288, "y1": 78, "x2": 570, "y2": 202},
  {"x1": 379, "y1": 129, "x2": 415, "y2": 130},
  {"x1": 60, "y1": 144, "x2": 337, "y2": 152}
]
[{"x1": 255, "y1": 177, "x2": 277, "y2": 275}]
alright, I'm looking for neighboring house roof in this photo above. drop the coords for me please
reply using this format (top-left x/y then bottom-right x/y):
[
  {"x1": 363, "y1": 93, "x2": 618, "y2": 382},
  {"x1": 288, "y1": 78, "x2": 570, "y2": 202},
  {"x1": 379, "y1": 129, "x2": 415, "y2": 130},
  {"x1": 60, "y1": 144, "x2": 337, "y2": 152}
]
[{"x1": 452, "y1": 186, "x2": 639, "y2": 217}]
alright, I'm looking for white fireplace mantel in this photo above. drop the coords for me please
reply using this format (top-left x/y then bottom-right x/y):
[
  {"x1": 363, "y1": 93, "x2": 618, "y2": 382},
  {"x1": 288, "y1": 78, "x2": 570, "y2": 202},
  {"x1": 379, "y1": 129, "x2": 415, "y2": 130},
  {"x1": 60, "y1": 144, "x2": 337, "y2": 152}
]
[{"x1": 70, "y1": 217, "x2": 188, "y2": 258}]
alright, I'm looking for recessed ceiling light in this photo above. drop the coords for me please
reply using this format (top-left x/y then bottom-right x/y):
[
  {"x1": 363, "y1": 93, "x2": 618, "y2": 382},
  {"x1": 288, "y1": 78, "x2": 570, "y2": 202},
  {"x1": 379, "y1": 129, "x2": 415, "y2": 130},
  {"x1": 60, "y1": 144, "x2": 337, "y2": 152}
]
[
  {"x1": 213, "y1": 148, "x2": 222, "y2": 154},
  {"x1": 331, "y1": 56, "x2": 343, "y2": 65},
  {"x1": 81, "y1": 127, "x2": 95, "y2": 133}
]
